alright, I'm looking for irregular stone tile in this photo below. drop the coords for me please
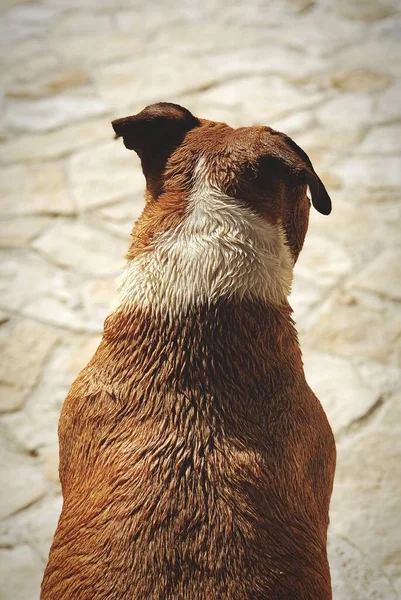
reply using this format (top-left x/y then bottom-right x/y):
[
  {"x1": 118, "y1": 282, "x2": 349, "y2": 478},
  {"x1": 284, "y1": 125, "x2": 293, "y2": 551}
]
[
  {"x1": 54, "y1": 33, "x2": 146, "y2": 66},
  {"x1": 40, "y1": 446, "x2": 60, "y2": 484},
  {"x1": 0, "y1": 118, "x2": 109, "y2": 164},
  {"x1": 193, "y1": 75, "x2": 323, "y2": 123},
  {"x1": 304, "y1": 290, "x2": 401, "y2": 366},
  {"x1": 0, "y1": 545, "x2": 44, "y2": 600},
  {"x1": 330, "y1": 69, "x2": 391, "y2": 92},
  {"x1": 152, "y1": 21, "x2": 271, "y2": 56},
  {"x1": 0, "y1": 217, "x2": 52, "y2": 248},
  {"x1": 290, "y1": 276, "x2": 325, "y2": 322},
  {"x1": 311, "y1": 193, "x2": 401, "y2": 260},
  {"x1": 0, "y1": 449, "x2": 47, "y2": 519},
  {"x1": 203, "y1": 44, "x2": 324, "y2": 83},
  {"x1": 0, "y1": 320, "x2": 58, "y2": 413},
  {"x1": 332, "y1": 0, "x2": 398, "y2": 21},
  {"x1": 32, "y1": 220, "x2": 126, "y2": 277},
  {"x1": 7, "y1": 67, "x2": 91, "y2": 99},
  {"x1": 330, "y1": 395, "x2": 401, "y2": 595},
  {"x1": 69, "y1": 140, "x2": 144, "y2": 210},
  {"x1": 359, "y1": 123, "x2": 401, "y2": 154},
  {"x1": 1, "y1": 53, "x2": 59, "y2": 94},
  {"x1": 350, "y1": 248, "x2": 401, "y2": 300},
  {"x1": 270, "y1": 110, "x2": 315, "y2": 137},
  {"x1": 329, "y1": 533, "x2": 398, "y2": 599},
  {"x1": 295, "y1": 124, "x2": 363, "y2": 154},
  {"x1": 334, "y1": 39, "x2": 401, "y2": 78},
  {"x1": 265, "y1": 10, "x2": 365, "y2": 55},
  {"x1": 377, "y1": 81, "x2": 401, "y2": 123},
  {"x1": 83, "y1": 278, "x2": 119, "y2": 313},
  {"x1": 94, "y1": 54, "x2": 222, "y2": 108},
  {"x1": 0, "y1": 163, "x2": 74, "y2": 216},
  {"x1": 0, "y1": 251, "x2": 103, "y2": 332},
  {"x1": 294, "y1": 232, "x2": 352, "y2": 288},
  {"x1": 302, "y1": 347, "x2": 380, "y2": 434},
  {"x1": 98, "y1": 198, "x2": 145, "y2": 224},
  {"x1": 0, "y1": 493, "x2": 62, "y2": 562},
  {"x1": 52, "y1": 10, "x2": 113, "y2": 35},
  {"x1": 2, "y1": 92, "x2": 110, "y2": 134},
  {"x1": 316, "y1": 93, "x2": 376, "y2": 132},
  {"x1": 333, "y1": 155, "x2": 401, "y2": 190},
  {"x1": 0, "y1": 409, "x2": 59, "y2": 453}
]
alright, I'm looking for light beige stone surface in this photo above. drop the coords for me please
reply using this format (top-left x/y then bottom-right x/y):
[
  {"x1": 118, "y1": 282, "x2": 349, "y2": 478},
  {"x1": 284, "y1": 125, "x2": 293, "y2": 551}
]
[
  {"x1": 0, "y1": 0, "x2": 400, "y2": 598},
  {"x1": 0, "y1": 320, "x2": 58, "y2": 413},
  {"x1": 0, "y1": 449, "x2": 47, "y2": 519},
  {"x1": 0, "y1": 545, "x2": 43, "y2": 600},
  {"x1": 32, "y1": 220, "x2": 126, "y2": 276}
]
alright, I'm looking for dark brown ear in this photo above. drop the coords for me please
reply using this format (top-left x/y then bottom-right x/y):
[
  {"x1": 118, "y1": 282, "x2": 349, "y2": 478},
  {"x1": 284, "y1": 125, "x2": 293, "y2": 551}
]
[
  {"x1": 263, "y1": 129, "x2": 332, "y2": 215},
  {"x1": 112, "y1": 102, "x2": 200, "y2": 156}
]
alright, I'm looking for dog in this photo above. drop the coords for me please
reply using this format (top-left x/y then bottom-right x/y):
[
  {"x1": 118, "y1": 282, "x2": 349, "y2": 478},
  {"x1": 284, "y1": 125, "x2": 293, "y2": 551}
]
[{"x1": 41, "y1": 102, "x2": 336, "y2": 600}]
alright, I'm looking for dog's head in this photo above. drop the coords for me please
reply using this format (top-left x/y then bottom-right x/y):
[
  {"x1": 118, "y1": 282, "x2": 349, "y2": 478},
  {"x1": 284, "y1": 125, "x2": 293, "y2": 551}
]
[{"x1": 112, "y1": 102, "x2": 331, "y2": 263}]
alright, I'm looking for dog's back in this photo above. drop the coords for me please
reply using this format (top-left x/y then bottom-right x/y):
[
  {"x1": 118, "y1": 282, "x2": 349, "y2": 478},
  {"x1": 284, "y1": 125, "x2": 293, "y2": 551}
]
[{"x1": 41, "y1": 103, "x2": 336, "y2": 600}]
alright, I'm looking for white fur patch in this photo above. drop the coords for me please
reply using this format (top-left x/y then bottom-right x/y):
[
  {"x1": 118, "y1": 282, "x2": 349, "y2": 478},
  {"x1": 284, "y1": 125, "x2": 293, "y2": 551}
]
[{"x1": 119, "y1": 159, "x2": 293, "y2": 314}]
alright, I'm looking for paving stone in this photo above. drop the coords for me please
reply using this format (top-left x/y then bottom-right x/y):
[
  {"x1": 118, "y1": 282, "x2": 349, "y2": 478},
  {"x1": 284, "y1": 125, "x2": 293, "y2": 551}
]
[
  {"x1": 332, "y1": 0, "x2": 398, "y2": 22},
  {"x1": 32, "y1": 220, "x2": 126, "y2": 277},
  {"x1": 265, "y1": 10, "x2": 365, "y2": 55},
  {"x1": 1, "y1": 53, "x2": 59, "y2": 96},
  {"x1": 0, "y1": 217, "x2": 52, "y2": 248},
  {"x1": 377, "y1": 81, "x2": 401, "y2": 123},
  {"x1": 190, "y1": 75, "x2": 324, "y2": 124},
  {"x1": 0, "y1": 320, "x2": 58, "y2": 413},
  {"x1": 68, "y1": 335, "x2": 102, "y2": 377},
  {"x1": 330, "y1": 395, "x2": 401, "y2": 596},
  {"x1": 0, "y1": 118, "x2": 109, "y2": 164},
  {"x1": 0, "y1": 409, "x2": 58, "y2": 453},
  {"x1": 334, "y1": 39, "x2": 401, "y2": 78},
  {"x1": 7, "y1": 67, "x2": 91, "y2": 99},
  {"x1": 0, "y1": 251, "x2": 103, "y2": 332},
  {"x1": 203, "y1": 44, "x2": 324, "y2": 83},
  {"x1": 2, "y1": 93, "x2": 110, "y2": 134},
  {"x1": 0, "y1": 163, "x2": 74, "y2": 216},
  {"x1": 52, "y1": 10, "x2": 113, "y2": 35},
  {"x1": 0, "y1": 544, "x2": 43, "y2": 600},
  {"x1": 0, "y1": 449, "x2": 47, "y2": 519},
  {"x1": 290, "y1": 276, "x2": 325, "y2": 322},
  {"x1": 350, "y1": 248, "x2": 401, "y2": 300},
  {"x1": 329, "y1": 69, "x2": 391, "y2": 92},
  {"x1": 304, "y1": 290, "x2": 401, "y2": 367},
  {"x1": 359, "y1": 123, "x2": 401, "y2": 154},
  {"x1": 333, "y1": 155, "x2": 401, "y2": 191},
  {"x1": 302, "y1": 347, "x2": 380, "y2": 434},
  {"x1": 53, "y1": 33, "x2": 146, "y2": 66},
  {"x1": 68, "y1": 140, "x2": 144, "y2": 210},
  {"x1": 328, "y1": 534, "x2": 398, "y2": 599},
  {"x1": 94, "y1": 53, "x2": 218, "y2": 108},
  {"x1": 40, "y1": 446, "x2": 60, "y2": 484},
  {"x1": 315, "y1": 92, "x2": 376, "y2": 133},
  {"x1": 294, "y1": 232, "x2": 352, "y2": 289}
]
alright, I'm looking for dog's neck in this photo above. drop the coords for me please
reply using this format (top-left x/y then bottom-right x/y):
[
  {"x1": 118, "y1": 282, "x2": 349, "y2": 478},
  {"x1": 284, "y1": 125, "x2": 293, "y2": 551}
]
[{"x1": 118, "y1": 160, "x2": 294, "y2": 317}]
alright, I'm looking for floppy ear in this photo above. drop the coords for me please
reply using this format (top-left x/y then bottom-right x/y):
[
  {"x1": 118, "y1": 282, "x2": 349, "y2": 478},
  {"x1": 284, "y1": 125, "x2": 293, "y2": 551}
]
[
  {"x1": 112, "y1": 102, "x2": 200, "y2": 156},
  {"x1": 112, "y1": 103, "x2": 200, "y2": 198},
  {"x1": 263, "y1": 130, "x2": 332, "y2": 216}
]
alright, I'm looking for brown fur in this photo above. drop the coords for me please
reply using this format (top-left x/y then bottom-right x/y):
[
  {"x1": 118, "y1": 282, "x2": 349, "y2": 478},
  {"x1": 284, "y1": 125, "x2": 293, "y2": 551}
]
[{"x1": 41, "y1": 103, "x2": 335, "y2": 600}]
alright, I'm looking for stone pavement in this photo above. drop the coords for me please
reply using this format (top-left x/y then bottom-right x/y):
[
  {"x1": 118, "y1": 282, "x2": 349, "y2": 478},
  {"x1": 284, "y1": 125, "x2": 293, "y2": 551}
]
[{"x1": 0, "y1": 0, "x2": 400, "y2": 598}]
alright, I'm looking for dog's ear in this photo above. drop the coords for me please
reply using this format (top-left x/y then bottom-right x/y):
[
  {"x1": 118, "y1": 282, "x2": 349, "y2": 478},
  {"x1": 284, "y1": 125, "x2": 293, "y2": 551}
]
[
  {"x1": 112, "y1": 102, "x2": 200, "y2": 156},
  {"x1": 262, "y1": 130, "x2": 332, "y2": 215}
]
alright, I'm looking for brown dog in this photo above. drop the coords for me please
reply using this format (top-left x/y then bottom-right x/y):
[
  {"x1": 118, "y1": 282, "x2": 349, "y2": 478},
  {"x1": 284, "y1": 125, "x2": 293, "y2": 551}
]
[{"x1": 41, "y1": 103, "x2": 336, "y2": 600}]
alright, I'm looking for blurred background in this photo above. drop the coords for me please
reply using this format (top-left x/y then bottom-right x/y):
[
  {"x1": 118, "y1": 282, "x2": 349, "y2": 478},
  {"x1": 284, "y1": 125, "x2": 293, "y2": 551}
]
[{"x1": 0, "y1": 0, "x2": 400, "y2": 598}]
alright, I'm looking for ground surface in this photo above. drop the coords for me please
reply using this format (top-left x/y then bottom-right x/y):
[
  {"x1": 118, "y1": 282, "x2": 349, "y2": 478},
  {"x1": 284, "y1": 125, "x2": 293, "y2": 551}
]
[{"x1": 0, "y1": 0, "x2": 400, "y2": 598}]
